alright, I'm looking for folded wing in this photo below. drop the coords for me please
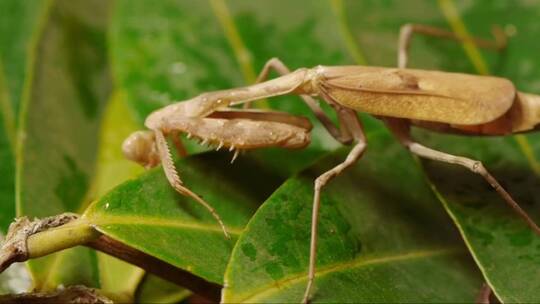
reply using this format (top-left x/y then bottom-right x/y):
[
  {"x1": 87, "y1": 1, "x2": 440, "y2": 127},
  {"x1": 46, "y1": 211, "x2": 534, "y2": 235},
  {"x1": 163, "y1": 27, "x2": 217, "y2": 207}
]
[{"x1": 320, "y1": 66, "x2": 516, "y2": 125}]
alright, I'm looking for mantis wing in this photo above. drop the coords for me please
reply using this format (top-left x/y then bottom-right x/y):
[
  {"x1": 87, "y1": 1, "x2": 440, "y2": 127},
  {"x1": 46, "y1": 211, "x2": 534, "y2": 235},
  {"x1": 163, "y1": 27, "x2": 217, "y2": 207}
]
[{"x1": 320, "y1": 66, "x2": 516, "y2": 125}]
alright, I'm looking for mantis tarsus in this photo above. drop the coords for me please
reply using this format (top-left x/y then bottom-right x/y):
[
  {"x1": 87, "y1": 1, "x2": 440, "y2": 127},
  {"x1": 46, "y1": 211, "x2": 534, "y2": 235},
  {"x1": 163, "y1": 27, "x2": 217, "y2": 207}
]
[{"x1": 122, "y1": 23, "x2": 540, "y2": 303}]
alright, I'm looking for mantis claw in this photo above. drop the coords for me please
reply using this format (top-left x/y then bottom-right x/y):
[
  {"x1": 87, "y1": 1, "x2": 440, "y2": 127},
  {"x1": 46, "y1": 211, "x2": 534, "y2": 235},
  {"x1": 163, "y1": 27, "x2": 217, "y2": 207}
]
[{"x1": 231, "y1": 150, "x2": 240, "y2": 164}]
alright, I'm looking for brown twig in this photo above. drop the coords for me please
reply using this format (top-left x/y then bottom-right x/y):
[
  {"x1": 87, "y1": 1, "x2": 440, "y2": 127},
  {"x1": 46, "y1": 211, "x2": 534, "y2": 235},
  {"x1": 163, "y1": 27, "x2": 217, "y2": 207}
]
[
  {"x1": 1, "y1": 214, "x2": 221, "y2": 302},
  {"x1": 86, "y1": 235, "x2": 221, "y2": 302}
]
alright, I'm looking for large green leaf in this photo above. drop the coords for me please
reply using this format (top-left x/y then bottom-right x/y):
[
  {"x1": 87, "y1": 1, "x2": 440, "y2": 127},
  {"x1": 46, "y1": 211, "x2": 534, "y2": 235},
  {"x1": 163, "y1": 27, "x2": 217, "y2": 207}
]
[
  {"x1": 223, "y1": 126, "x2": 483, "y2": 303},
  {"x1": 83, "y1": 150, "x2": 318, "y2": 285},
  {"x1": 420, "y1": 135, "x2": 540, "y2": 303},
  {"x1": 16, "y1": 0, "x2": 111, "y2": 290}
]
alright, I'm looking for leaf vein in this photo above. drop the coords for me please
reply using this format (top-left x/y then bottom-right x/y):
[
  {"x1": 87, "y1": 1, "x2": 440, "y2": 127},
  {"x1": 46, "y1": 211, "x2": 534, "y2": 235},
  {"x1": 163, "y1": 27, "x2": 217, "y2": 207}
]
[
  {"x1": 85, "y1": 214, "x2": 243, "y2": 235},
  {"x1": 235, "y1": 246, "x2": 462, "y2": 302}
]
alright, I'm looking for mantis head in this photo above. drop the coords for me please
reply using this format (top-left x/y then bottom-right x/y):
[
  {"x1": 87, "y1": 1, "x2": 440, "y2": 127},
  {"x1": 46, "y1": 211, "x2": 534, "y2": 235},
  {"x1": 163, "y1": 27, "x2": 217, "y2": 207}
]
[{"x1": 122, "y1": 130, "x2": 160, "y2": 168}]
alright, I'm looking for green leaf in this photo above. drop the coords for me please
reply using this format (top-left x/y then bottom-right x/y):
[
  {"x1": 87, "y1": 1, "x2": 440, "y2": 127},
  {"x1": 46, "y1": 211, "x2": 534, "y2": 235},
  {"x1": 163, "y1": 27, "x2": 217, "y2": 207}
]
[
  {"x1": 0, "y1": 0, "x2": 49, "y2": 118},
  {"x1": 420, "y1": 135, "x2": 540, "y2": 303},
  {"x1": 223, "y1": 127, "x2": 483, "y2": 303},
  {"x1": 83, "y1": 150, "x2": 318, "y2": 284},
  {"x1": 16, "y1": 0, "x2": 111, "y2": 290}
]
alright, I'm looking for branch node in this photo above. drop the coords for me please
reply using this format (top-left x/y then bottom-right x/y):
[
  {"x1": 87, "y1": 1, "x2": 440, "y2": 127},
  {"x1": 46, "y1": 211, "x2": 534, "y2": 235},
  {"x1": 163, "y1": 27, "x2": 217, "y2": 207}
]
[{"x1": 0, "y1": 213, "x2": 79, "y2": 273}]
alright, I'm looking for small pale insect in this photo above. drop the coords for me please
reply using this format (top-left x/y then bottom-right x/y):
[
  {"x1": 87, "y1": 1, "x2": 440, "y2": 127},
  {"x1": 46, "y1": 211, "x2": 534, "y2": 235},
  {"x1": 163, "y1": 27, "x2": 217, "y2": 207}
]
[{"x1": 123, "y1": 24, "x2": 540, "y2": 303}]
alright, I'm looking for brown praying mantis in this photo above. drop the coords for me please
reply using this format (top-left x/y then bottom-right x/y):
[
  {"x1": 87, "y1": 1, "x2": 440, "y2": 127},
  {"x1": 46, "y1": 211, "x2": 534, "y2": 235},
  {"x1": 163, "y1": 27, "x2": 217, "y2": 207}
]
[{"x1": 122, "y1": 23, "x2": 540, "y2": 303}]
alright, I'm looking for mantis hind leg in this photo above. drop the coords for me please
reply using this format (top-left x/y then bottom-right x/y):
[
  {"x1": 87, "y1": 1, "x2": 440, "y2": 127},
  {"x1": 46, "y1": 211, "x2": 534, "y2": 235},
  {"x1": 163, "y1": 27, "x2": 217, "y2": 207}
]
[
  {"x1": 302, "y1": 108, "x2": 366, "y2": 303},
  {"x1": 384, "y1": 118, "x2": 540, "y2": 237},
  {"x1": 397, "y1": 23, "x2": 507, "y2": 68},
  {"x1": 251, "y1": 57, "x2": 354, "y2": 145}
]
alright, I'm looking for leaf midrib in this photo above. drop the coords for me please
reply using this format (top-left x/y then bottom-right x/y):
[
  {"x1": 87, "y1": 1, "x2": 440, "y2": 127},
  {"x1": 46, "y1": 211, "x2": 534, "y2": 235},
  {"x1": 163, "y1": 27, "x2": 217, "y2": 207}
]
[
  {"x1": 83, "y1": 214, "x2": 244, "y2": 236},
  {"x1": 229, "y1": 246, "x2": 462, "y2": 303}
]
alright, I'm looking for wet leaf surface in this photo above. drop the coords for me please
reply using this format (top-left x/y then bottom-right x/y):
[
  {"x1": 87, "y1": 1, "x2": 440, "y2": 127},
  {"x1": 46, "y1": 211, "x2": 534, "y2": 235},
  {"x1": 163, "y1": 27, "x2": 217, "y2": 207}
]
[
  {"x1": 421, "y1": 138, "x2": 540, "y2": 303},
  {"x1": 84, "y1": 150, "x2": 320, "y2": 284}
]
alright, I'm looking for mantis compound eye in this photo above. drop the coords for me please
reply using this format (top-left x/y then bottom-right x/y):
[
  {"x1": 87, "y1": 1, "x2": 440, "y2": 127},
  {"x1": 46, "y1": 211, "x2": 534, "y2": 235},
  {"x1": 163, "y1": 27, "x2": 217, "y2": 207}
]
[{"x1": 122, "y1": 130, "x2": 160, "y2": 168}]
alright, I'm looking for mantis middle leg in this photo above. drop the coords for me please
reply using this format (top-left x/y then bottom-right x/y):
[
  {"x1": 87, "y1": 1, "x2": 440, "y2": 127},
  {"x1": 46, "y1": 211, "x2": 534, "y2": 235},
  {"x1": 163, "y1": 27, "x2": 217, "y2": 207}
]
[{"x1": 302, "y1": 108, "x2": 367, "y2": 303}]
